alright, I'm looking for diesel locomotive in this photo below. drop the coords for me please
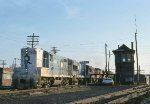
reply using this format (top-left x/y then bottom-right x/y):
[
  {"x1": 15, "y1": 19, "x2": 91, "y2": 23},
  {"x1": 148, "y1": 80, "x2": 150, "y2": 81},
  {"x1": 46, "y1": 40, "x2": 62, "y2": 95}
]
[{"x1": 13, "y1": 47, "x2": 83, "y2": 89}]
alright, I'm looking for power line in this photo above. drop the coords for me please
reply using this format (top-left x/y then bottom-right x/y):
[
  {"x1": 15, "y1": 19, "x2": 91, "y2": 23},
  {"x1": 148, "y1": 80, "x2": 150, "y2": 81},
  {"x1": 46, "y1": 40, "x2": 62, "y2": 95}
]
[{"x1": 27, "y1": 33, "x2": 39, "y2": 48}]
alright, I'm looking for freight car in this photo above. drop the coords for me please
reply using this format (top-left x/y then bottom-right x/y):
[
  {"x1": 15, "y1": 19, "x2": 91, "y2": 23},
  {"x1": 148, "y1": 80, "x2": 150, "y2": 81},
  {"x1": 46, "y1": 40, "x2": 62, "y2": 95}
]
[{"x1": 12, "y1": 47, "x2": 83, "y2": 89}]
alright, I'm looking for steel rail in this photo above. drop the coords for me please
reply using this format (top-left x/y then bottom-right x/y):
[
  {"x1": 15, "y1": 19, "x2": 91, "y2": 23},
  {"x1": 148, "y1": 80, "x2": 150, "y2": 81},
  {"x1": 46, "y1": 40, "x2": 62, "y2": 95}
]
[
  {"x1": 68, "y1": 85, "x2": 150, "y2": 104},
  {"x1": 0, "y1": 85, "x2": 79, "y2": 97}
]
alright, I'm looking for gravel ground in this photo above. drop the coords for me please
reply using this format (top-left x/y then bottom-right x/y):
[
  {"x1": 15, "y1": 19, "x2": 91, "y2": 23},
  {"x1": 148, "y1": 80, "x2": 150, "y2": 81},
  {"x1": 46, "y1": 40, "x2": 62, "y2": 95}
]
[
  {"x1": 125, "y1": 92, "x2": 150, "y2": 104},
  {"x1": 0, "y1": 85, "x2": 135, "y2": 104}
]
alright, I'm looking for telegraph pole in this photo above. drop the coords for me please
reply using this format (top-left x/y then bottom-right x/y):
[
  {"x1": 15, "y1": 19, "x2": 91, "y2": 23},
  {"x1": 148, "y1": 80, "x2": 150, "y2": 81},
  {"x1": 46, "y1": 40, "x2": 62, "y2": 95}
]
[
  {"x1": 14, "y1": 58, "x2": 17, "y2": 68},
  {"x1": 27, "y1": 33, "x2": 39, "y2": 48},
  {"x1": 51, "y1": 47, "x2": 60, "y2": 54},
  {"x1": 0, "y1": 60, "x2": 6, "y2": 68},
  {"x1": 138, "y1": 65, "x2": 144, "y2": 77},
  {"x1": 14, "y1": 58, "x2": 20, "y2": 68},
  {"x1": 108, "y1": 50, "x2": 113, "y2": 74},
  {"x1": 139, "y1": 65, "x2": 141, "y2": 76},
  {"x1": 135, "y1": 16, "x2": 139, "y2": 84},
  {"x1": 105, "y1": 43, "x2": 108, "y2": 77}
]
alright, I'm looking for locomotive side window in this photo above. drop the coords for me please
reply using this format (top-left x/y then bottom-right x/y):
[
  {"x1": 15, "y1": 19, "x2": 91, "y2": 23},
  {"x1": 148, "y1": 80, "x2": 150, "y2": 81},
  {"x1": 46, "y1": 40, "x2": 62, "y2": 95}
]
[
  {"x1": 73, "y1": 65, "x2": 78, "y2": 70},
  {"x1": 50, "y1": 54, "x2": 53, "y2": 62},
  {"x1": 43, "y1": 51, "x2": 49, "y2": 68}
]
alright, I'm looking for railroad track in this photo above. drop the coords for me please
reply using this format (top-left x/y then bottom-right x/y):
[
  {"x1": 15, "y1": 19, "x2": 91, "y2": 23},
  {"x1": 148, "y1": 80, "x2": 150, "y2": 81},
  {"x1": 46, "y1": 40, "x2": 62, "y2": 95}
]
[
  {"x1": 0, "y1": 85, "x2": 84, "y2": 104},
  {"x1": 0, "y1": 85, "x2": 80, "y2": 98},
  {"x1": 0, "y1": 85, "x2": 139, "y2": 104},
  {"x1": 69, "y1": 85, "x2": 150, "y2": 104}
]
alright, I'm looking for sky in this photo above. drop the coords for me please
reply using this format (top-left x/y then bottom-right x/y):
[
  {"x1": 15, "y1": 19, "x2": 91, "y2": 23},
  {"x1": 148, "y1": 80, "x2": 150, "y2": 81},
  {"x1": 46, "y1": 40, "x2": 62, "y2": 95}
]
[{"x1": 0, "y1": 0, "x2": 150, "y2": 74}]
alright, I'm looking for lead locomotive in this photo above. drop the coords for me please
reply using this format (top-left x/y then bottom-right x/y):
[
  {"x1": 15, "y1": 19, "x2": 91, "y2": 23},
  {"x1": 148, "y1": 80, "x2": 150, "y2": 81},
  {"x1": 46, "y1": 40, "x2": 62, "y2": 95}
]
[{"x1": 13, "y1": 47, "x2": 83, "y2": 89}]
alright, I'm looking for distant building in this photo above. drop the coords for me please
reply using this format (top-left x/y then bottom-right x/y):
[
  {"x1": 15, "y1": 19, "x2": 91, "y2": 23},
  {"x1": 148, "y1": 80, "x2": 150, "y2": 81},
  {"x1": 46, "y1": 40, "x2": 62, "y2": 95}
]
[
  {"x1": 94, "y1": 68, "x2": 103, "y2": 78},
  {"x1": 134, "y1": 74, "x2": 150, "y2": 85},
  {"x1": 113, "y1": 44, "x2": 135, "y2": 84},
  {"x1": 0, "y1": 68, "x2": 13, "y2": 86}
]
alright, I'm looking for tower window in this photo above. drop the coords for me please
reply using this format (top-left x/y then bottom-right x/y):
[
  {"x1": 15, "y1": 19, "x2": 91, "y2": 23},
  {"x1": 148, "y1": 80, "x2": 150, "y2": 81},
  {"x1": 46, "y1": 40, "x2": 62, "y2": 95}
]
[
  {"x1": 122, "y1": 58, "x2": 126, "y2": 62},
  {"x1": 128, "y1": 58, "x2": 131, "y2": 62}
]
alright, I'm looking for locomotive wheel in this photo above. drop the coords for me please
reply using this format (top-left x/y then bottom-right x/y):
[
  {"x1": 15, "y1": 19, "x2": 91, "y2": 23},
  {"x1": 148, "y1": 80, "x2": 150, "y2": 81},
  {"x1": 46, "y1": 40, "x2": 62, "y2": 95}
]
[
  {"x1": 45, "y1": 84, "x2": 50, "y2": 88},
  {"x1": 66, "y1": 79, "x2": 69, "y2": 86},
  {"x1": 61, "y1": 80, "x2": 66, "y2": 86},
  {"x1": 48, "y1": 80, "x2": 52, "y2": 87}
]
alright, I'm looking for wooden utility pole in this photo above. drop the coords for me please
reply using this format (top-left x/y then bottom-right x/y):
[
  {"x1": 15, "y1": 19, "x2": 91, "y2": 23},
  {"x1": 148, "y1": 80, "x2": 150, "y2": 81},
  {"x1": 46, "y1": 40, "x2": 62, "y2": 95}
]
[
  {"x1": 105, "y1": 43, "x2": 108, "y2": 77},
  {"x1": 14, "y1": 58, "x2": 20, "y2": 68},
  {"x1": 0, "y1": 60, "x2": 6, "y2": 68},
  {"x1": 139, "y1": 65, "x2": 140, "y2": 76},
  {"x1": 51, "y1": 47, "x2": 60, "y2": 54},
  {"x1": 27, "y1": 33, "x2": 39, "y2": 48},
  {"x1": 108, "y1": 50, "x2": 113, "y2": 74},
  {"x1": 138, "y1": 65, "x2": 144, "y2": 76},
  {"x1": 135, "y1": 17, "x2": 139, "y2": 84},
  {"x1": 14, "y1": 58, "x2": 16, "y2": 68}
]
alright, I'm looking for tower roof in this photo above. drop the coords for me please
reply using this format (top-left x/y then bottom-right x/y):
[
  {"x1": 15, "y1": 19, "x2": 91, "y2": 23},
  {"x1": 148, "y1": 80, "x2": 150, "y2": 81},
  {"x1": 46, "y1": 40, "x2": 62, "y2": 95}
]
[{"x1": 113, "y1": 44, "x2": 135, "y2": 53}]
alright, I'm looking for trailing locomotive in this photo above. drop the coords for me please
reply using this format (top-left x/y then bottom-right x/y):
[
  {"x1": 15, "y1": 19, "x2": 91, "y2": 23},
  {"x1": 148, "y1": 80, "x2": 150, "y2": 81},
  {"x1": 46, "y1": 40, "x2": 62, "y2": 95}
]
[{"x1": 13, "y1": 47, "x2": 83, "y2": 89}]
